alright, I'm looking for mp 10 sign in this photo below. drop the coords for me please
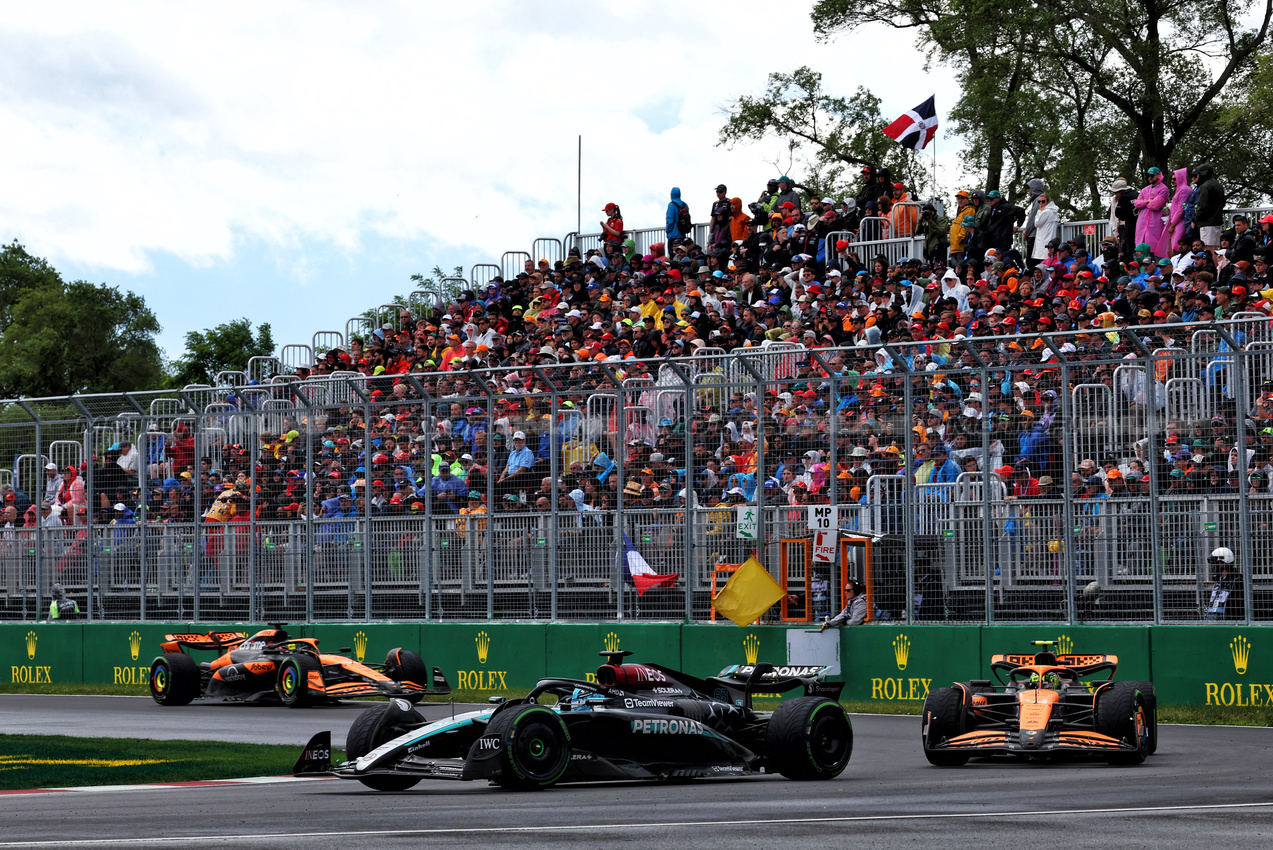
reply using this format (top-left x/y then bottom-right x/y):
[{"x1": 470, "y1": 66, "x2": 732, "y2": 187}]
[{"x1": 808, "y1": 506, "x2": 838, "y2": 531}]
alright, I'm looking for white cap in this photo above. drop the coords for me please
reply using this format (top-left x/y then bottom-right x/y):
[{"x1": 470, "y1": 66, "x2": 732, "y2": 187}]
[
  {"x1": 513, "y1": 431, "x2": 526, "y2": 440},
  {"x1": 827, "y1": 269, "x2": 842, "y2": 278},
  {"x1": 45, "y1": 462, "x2": 57, "y2": 470},
  {"x1": 567, "y1": 309, "x2": 582, "y2": 318},
  {"x1": 113, "y1": 503, "x2": 126, "y2": 511},
  {"x1": 821, "y1": 197, "x2": 834, "y2": 204},
  {"x1": 461, "y1": 453, "x2": 474, "y2": 461}
]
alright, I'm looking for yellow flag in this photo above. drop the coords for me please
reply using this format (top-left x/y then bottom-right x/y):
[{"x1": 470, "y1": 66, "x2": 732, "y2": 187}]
[{"x1": 712, "y1": 557, "x2": 786, "y2": 627}]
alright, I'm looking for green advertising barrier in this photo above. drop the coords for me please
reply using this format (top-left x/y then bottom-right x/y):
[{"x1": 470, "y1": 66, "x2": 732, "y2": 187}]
[
  {"x1": 419, "y1": 623, "x2": 548, "y2": 692},
  {"x1": 979, "y1": 625, "x2": 1152, "y2": 684},
  {"x1": 544, "y1": 624, "x2": 682, "y2": 684},
  {"x1": 306, "y1": 623, "x2": 424, "y2": 670},
  {"x1": 0, "y1": 623, "x2": 84, "y2": 685},
  {"x1": 840, "y1": 626, "x2": 982, "y2": 704},
  {"x1": 680, "y1": 625, "x2": 796, "y2": 680},
  {"x1": 1150, "y1": 625, "x2": 1273, "y2": 709},
  {"x1": 83, "y1": 623, "x2": 190, "y2": 687}
]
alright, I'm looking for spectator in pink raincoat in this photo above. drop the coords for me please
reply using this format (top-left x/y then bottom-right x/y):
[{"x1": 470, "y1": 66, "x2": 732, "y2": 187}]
[
  {"x1": 1166, "y1": 166, "x2": 1192, "y2": 251},
  {"x1": 1133, "y1": 167, "x2": 1171, "y2": 258}
]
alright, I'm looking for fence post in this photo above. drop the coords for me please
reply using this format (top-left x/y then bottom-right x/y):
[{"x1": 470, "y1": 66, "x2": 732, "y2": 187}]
[
  {"x1": 548, "y1": 388, "x2": 560, "y2": 620},
  {"x1": 1129, "y1": 335, "x2": 1164, "y2": 623},
  {"x1": 31, "y1": 407, "x2": 43, "y2": 622},
  {"x1": 403, "y1": 375, "x2": 433, "y2": 620},
  {"x1": 979, "y1": 363, "x2": 995, "y2": 624},
  {"x1": 70, "y1": 398, "x2": 96, "y2": 622},
  {"x1": 892, "y1": 346, "x2": 915, "y2": 625},
  {"x1": 1049, "y1": 339, "x2": 1078, "y2": 625},
  {"x1": 359, "y1": 382, "x2": 373, "y2": 622},
  {"x1": 248, "y1": 409, "x2": 260, "y2": 622},
  {"x1": 1232, "y1": 343, "x2": 1255, "y2": 623}
]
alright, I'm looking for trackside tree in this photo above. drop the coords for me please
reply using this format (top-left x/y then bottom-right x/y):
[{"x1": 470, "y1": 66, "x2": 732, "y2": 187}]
[{"x1": 800, "y1": 0, "x2": 1273, "y2": 210}]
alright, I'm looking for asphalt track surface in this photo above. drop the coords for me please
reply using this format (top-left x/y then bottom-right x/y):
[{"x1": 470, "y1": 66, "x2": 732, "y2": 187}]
[{"x1": 0, "y1": 697, "x2": 1271, "y2": 849}]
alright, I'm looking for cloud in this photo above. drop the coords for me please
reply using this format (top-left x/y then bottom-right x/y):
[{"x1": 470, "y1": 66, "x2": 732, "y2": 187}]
[{"x1": 0, "y1": 0, "x2": 963, "y2": 357}]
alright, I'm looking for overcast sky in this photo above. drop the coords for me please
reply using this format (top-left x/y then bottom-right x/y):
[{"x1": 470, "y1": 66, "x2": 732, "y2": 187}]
[{"x1": 0, "y1": 1, "x2": 963, "y2": 365}]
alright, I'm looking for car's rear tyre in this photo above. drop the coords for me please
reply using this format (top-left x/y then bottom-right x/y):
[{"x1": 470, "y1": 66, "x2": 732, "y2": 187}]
[
  {"x1": 922, "y1": 687, "x2": 970, "y2": 766},
  {"x1": 149, "y1": 653, "x2": 199, "y2": 706},
  {"x1": 765, "y1": 696, "x2": 853, "y2": 780},
  {"x1": 1122, "y1": 681, "x2": 1158, "y2": 755},
  {"x1": 384, "y1": 648, "x2": 429, "y2": 689},
  {"x1": 486, "y1": 703, "x2": 571, "y2": 790},
  {"x1": 346, "y1": 703, "x2": 421, "y2": 791},
  {"x1": 1096, "y1": 681, "x2": 1151, "y2": 765},
  {"x1": 276, "y1": 655, "x2": 320, "y2": 708}
]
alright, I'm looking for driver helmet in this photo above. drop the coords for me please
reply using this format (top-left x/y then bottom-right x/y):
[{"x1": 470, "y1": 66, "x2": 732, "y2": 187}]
[
  {"x1": 51, "y1": 583, "x2": 65, "y2": 599},
  {"x1": 568, "y1": 687, "x2": 593, "y2": 712}
]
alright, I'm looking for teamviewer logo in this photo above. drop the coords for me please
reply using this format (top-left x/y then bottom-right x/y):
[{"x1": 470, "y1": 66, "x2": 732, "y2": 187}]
[{"x1": 1232, "y1": 635, "x2": 1251, "y2": 675}]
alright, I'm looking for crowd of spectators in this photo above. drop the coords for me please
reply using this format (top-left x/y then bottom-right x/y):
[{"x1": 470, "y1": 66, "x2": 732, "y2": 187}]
[{"x1": 3, "y1": 165, "x2": 1273, "y2": 538}]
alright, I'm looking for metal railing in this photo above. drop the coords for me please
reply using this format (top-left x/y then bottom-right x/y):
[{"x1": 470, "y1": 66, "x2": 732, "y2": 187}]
[{"x1": 3, "y1": 317, "x2": 1273, "y2": 624}]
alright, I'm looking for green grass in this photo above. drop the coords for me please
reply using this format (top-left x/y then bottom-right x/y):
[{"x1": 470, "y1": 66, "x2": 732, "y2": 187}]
[{"x1": 0, "y1": 734, "x2": 345, "y2": 790}]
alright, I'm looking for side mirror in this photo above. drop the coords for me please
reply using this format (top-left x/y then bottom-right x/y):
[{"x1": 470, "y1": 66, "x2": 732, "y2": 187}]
[{"x1": 487, "y1": 696, "x2": 506, "y2": 705}]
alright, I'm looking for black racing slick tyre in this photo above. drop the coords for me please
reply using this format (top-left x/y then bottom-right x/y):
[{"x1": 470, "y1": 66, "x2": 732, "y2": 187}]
[
  {"x1": 1096, "y1": 681, "x2": 1152, "y2": 765},
  {"x1": 486, "y1": 703, "x2": 571, "y2": 791},
  {"x1": 1123, "y1": 681, "x2": 1158, "y2": 755},
  {"x1": 384, "y1": 648, "x2": 429, "y2": 689},
  {"x1": 276, "y1": 654, "x2": 320, "y2": 708},
  {"x1": 346, "y1": 703, "x2": 421, "y2": 791},
  {"x1": 922, "y1": 687, "x2": 970, "y2": 766},
  {"x1": 149, "y1": 653, "x2": 199, "y2": 706},
  {"x1": 765, "y1": 697, "x2": 853, "y2": 780}
]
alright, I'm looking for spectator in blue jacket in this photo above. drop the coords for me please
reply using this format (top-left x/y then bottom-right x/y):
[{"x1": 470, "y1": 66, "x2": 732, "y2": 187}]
[{"x1": 666, "y1": 187, "x2": 688, "y2": 242}]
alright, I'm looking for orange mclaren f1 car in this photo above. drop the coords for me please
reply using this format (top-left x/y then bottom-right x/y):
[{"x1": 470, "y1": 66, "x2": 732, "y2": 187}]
[
  {"x1": 149, "y1": 625, "x2": 451, "y2": 707},
  {"x1": 921, "y1": 640, "x2": 1156, "y2": 765}
]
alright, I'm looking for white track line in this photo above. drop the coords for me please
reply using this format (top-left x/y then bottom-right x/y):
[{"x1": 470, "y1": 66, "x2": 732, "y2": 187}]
[{"x1": 3, "y1": 801, "x2": 1273, "y2": 846}]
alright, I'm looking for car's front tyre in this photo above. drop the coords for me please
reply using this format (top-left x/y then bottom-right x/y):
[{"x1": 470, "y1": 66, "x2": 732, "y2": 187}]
[
  {"x1": 922, "y1": 687, "x2": 970, "y2": 766},
  {"x1": 346, "y1": 703, "x2": 422, "y2": 791},
  {"x1": 486, "y1": 704, "x2": 571, "y2": 790}
]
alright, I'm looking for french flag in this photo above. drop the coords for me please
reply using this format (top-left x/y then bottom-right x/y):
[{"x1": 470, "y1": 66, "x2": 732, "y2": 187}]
[
  {"x1": 882, "y1": 96, "x2": 938, "y2": 150},
  {"x1": 623, "y1": 535, "x2": 678, "y2": 596}
]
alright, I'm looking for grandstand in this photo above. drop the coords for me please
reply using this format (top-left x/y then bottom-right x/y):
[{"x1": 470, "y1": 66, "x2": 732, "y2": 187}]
[{"x1": 2, "y1": 189, "x2": 1272, "y2": 626}]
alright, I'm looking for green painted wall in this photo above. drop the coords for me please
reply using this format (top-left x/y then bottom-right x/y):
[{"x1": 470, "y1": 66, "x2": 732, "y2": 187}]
[{"x1": 6, "y1": 620, "x2": 1273, "y2": 710}]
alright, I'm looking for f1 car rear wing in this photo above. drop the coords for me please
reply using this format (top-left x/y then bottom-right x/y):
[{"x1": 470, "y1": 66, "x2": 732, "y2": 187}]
[
  {"x1": 713, "y1": 663, "x2": 845, "y2": 707},
  {"x1": 990, "y1": 652, "x2": 1119, "y2": 681},
  {"x1": 159, "y1": 631, "x2": 248, "y2": 655}
]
